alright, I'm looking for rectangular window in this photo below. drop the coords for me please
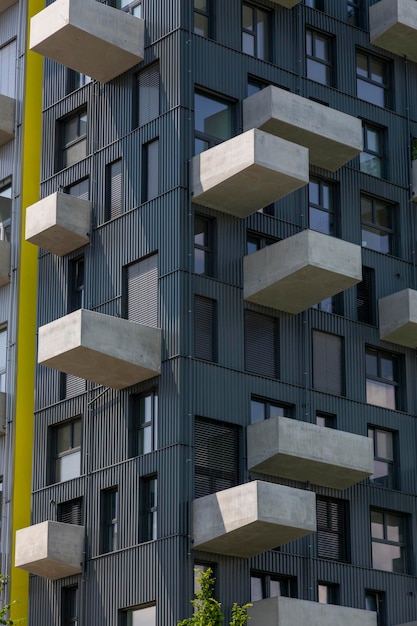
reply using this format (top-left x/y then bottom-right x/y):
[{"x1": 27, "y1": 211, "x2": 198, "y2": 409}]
[
  {"x1": 101, "y1": 486, "x2": 118, "y2": 553},
  {"x1": 368, "y1": 426, "x2": 395, "y2": 489},
  {"x1": 309, "y1": 178, "x2": 334, "y2": 235},
  {"x1": 251, "y1": 572, "x2": 295, "y2": 601},
  {"x1": 316, "y1": 497, "x2": 348, "y2": 562},
  {"x1": 365, "y1": 347, "x2": 399, "y2": 410},
  {"x1": 140, "y1": 475, "x2": 157, "y2": 542},
  {"x1": 0, "y1": 39, "x2": 16, "y2": 98},
  {"x1": 60, "y1": 109, "x2": 87, "y2": 170},
  {"x1": 242, "y1": 3, "x2": 270, "y2": 61},
  {"x1": 130, "y1": 390, "x2": 158, "y2": 457},
  {"x1": 136, "y1": 64, "x2": 159, "y2": 127},
  {"x1": 357, "y1": 266, "x2": 375, "y2": 324},
  {"x1": 58, "y1": 497, "x2": 83, "y2": 525},
  {"x1": 62, "y1": 586, "x2": 78, "y2": 626},
  {"x1": 115, "y1": 0, "x2": 142, "y2": 16},
  {"x1": 194, "y1": 295, "x2": 217, "y2": 362},
  {"x1": 194, "y1": 215, "x2": 214, "y2": 275},
  {"x1": 105, "y1": 159, "x2": 122, "y2": 221},
  {"x1": 194, "y1": 90, "x2": 233, "y2": 154},
  {"x1": 0, "y1": 327, "x2": 7, "y2": 393},
  {"x1": 356, "y1": 51, "x2": 388, "y2": 108},
  {"x1": 360, "y1": 123, "x2": 384, "y2": 178},
  {"x1": 361, "y1": 195, "x2": 393, "y2": 254},
  {"x1": 245, "y1": 310, "x2": 279, "y2": 379},
  {"x1": 68, "y1": 256, "x2": 85, "y2": 313},
  {"x1": 246, "y1": 232, "x2": 278, "y2": 255},
  {"x1": 366, "y1": 590, "x2": 385, "y2": 626},
  {"x1": 67, "y1": 178, "x2": 89, "y2": 201},
  {"x1": 316, "y1": 411, "x2": 336, "y2": 428},
  {"x1": 0, "y1": 182, "x2": 12, "y2": 243},
  {"x1": 371, "y1": 509, "x2": 406, "y2": 573},
  {"x1": 67, "y1": 70, "x2": 91, "y2": 93},
  {"x1": 124, "y1": 605, "x2": 156, "y2": 626},
  {"x1": 60, "y1": 373, "x2": 86, "y2": 400},
  {"x1": 250, "y1": 397, "x2": 292, "y2": 424},
  {"x1": 51, "y1": 418, "x2": 82, "y2": 483},
  {"x1": 124, "y1": 254, "x2": 159, "y2": 327},
  {"x1": 194, "y1": 0, "x2": 210, "y2": 37},
  {"x1": 318, "y1": 583, "x2": 338, "y2": 604},
  {"x1": 312, "y1": 330, "x2": 344, "y2": 396},
  {"x1": 347, "y1": 0, "x2": 360, "y2": 25},
  {"x1": 142, "y1": 139, "x2": 159, "y2": 202},
  {"x1": 195, "y1": 417, "x2": 239, "y2": 498},
  {"x1": 306, "y1": 29, "x2": 332, "y2": 86}
]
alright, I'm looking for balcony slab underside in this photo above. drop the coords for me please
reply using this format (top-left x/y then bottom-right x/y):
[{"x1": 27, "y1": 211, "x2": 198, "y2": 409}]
[
  {"x1": 370, "y1": 0, "x2": 417, "y2": 62},
  {"x1": 0, "y1": 0, "x2": 17, "y2": 13}
]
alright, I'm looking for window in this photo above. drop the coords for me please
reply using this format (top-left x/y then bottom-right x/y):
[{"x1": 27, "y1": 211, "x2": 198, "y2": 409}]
[
  {"x1": 194, "y1": 90, "x2": 233, "y2": 154},
  {"x1": 62, "y1": 586, "x2": 78, "y2": 626},
  {"x1": 194, "y1": 215, "x2": 214, "y2": 275},
  {"x1": 309, "y1": 178, "x2": 334, "y2": 235},
  {"x1": 251, "y1": 573, "x2": 295, "y2": 601},
  {"x1": 115, "y1": 0, "x2": 142, "y2": 16},
  {"x1": 318, "y1": 583, "x2": 338, "y2": 604},
  {"x1": 67, "y1": 70, "x2": 91, "y2": 93},
  {"x1": 365, "y1": 347, "x2": 399, "y2": 410},
  {"x1": 194, "y1": 295, "x2": 216, "y2": 362},
  {"x1": 361, "y1": 195, "x2": 393, "y2": 254},
  {"x1": 371, "y1": 509, "x2": 406, "y2": 573},
  {"x1": 101, "y1": 487, "x2": 118, "y2": 553},
  {"x1": 312, "y1": 296, "x2": 338, "y2": 314},
  {"x1": 360, "y1": 123, "x2": 384, "y2": 178},
  {"x1": 51, "y1": 418, "x2": 82, "y2": 483},
  {"x1": 368, "y1": 427, "x2": 395, "y2": 488},
  {"x1": 0, "y1": 182, "x2": 12, "y2": 242},
  {"x1": 142, "y1": 139, "x2": 159, "y2": 202},
  {"x1": 58, "y1": 498, "x2": 83, "y2": 525},
  {"x1": 366, "y1": 590, "x2": 385, "y2": 626},
  {"x1": 0, "y1": 477, "x2": 3, "y2": 551},
  {"x1": 316, "y1": 497, "x2": 348, "y2": 562},
  {"x1": 305, "y1": 0, "x2": 322, "y2": 8},
  {"x1": 316, "y1": 411, "x2": 336, "y2": 428},
  {"x1": 125, "y1": 605, "x2": 156, "y2": 626},
  {"x1": 245, "y1": 310, "x2": 279, "y2": 379},
  {"x1": 136, "y1": 64, "x2": 159, "y2": 127},
  {"x1": 195, "y1": 417, "x2": 239, "y2": 498},
  {"x1": 357, "y1": 266, "x2": 375, "y2": 324},
  {"x1": 60, "y1": 373, "x2": 86, "y2": 400},
  {"x1": 105, "y1": 159, "x2": 122, "y2": 221},
  {"x1": 67, "y1": 178, "x2": 89, "y2": 201},
  {"x1": 140, "y1": 475, "x2": 157, "y2": 542},
  {"x1": 194, "y1": 0, "x2": 210, "y2": 37},
  {"x1": 130, "y1": 390, "x2": 158, "y2": 457},
  {"x1": 0, "y1": 40, "x2": 16, "y2": 98},
  {"x1": 347, "y1": 0, "x2": 360, "y2": 25},
  {"x1": 312, "y1": 330, "x2": 344, "y2": 396},
  {"x1": 242, "y1": 3, "x2": 270, "y2": 61},
  {"x1": 250, "y1": 397, "x2": 292, "y2": 424},
  {"x1": 246, "y1": 232, "x2": 277, "y2": 255},
  {"x1": 306, "y1": 29, "x2": 332, "y2": 86},
  {"x1": 124, "y1": 254, "x2": 159, "y2": 326},
  {"x1": 356, "y1": 51, "x2": 388, "y2": 108},
  {"x1": 68, "y1": 256, "x2": 85, "y2": 312},
  {"x1": 0, "y1": 328, "x2": 7, "y2": 392},
  {"x1": 60, "y1": 109, "x2": 87, "y2": 170}
]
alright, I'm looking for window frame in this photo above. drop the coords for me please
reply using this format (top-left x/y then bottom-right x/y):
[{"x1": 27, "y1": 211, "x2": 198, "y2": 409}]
[
  {"x1": 130, "y1": 389, "x2": 158, "y2": 457},
  {"x1": 246, "y1": 231, "x2": 278, "y2": 256},
  {"x1": 50, "y1": 417, "x2": 82, "y2": 484},
  {"x1": 370, "y1": 509, "x2": 407, "y2": 574},
  {"x1": 356, "y1": 50, "x2": 389, "y2": 108},
  {"x1": 194, "y1": 0, "x2": 211, "y2": 38},
  {"x1": 194, "y1": 88, "x2": 234, "y2": 154},
  {"x1": 101, "y1": 486, "x2": 118, "y2": 554},
  {"x1": 141, "y1": 138, "x2": 159, "y2": 203},
  {"x1": 368, "y1": 425, "x2": 396, "y2": 489},
  {"x1": 357, "y1": 266, "x2": 376, "y2": 324},
  {"x1": 308, "y1": 177, "x2": 335, "y2": 236},
  {"x1": 250, "y1": 571, "x2": 296, "y2": 601},
  {"x1": 194, "y1": 295, "x2": 217, "y2": 362},
  {"x1": 105, "y1": 158, "x2": 123, "y2": 221},
  {"x1": 59, "y1": 108, "x2": 88, "y2": 171},
  {"x1": 306, "y1": 27, "x2": 333, "y2": 86},
  {"x1": 68, "y1": 255, "x2": 85, "y2": 313},
  {"x1": 250, "y1": 396, "x2": 293, "y2": 424},
  {"x1": 244, "y1": 309, "x2": 279, "y2": 379},
  {"x1": 62, "y1": 586, "x2": 78, "y2": 626},
  {"x1": 316, "y1": 411, "x2": 336, "y2": 428},
  {"x1": 123, "y1": 604, "x2": 156, "y2": 626},
  {"x1": 0, "y1": 180, "x2": 12, "y2": 244},
  {"x1": 365, "y1": 346, "x2": 400, "y2": 411},
  {"x1": 318, "y1": 582, "x2": 338, "y2": 605},
  {"x1": 241, "y1": 2, "x2": 271, "y2": 61},
  {"x1": 140, "y1": 475, "x2": 158, "y2": 543},
  {"x1": 360, "y1": 194, "x2": 394, "y2": 255},
  {"x1": 194, "y1": 214, "x2": 215, "y2": 276},
  {"x1": 316, "y1": 496, "x2": 349, "y2": 562},
  {"x1": 365, "y1": 590, "x2": 385, "y2": 626},
  {"x1": 360, "y1": 122, "x2": 384, "y2": 178}
]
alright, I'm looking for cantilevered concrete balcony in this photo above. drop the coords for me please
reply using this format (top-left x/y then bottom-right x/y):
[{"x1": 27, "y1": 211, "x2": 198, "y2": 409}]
[
  {"x1": 191, "y1": 129, "x2": 309, "y2": 217},
  {"x1": 244, "y1": 229, "x2": 362, "y2": 314},
  {"x1": 379, "y1": 289, "x2": 417, "y2": 348},
  {"x1": 29, "y1": 0, "x2": 145, "y2": 83},
  {"x1": 370, "y1": 0, "x2": 417, "y2": 63},
  {"x1": 38, "y1": 309, "x2": 161, "y2": 390},
  {"x1": 15, "y1": 521, "x2": 84, "y2": 580},
  {"x1": 192, "y1": 480, "x2": 316, "y2": 557},
  {"x1": 25, "y1": 191, "x2": 91, "y2": 256},
  {"x1": 243, "y1": 86, "x2": 363, "y2": 171},
  {"x1": 0, "y1": 0, "x2": 16, "y2": 13},
  {"x1": 248, "y1": 597, "x2": 377, "y2": 626},
  {"x1": 0, "y1": 95, "x2": 15, "y2": 145},
  {"x1": 247, "y1": 416, "x2": 374, "y2": 490}
]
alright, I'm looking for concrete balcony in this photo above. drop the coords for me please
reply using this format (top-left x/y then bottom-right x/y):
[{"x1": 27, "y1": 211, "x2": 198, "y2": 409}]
[
  {"x1": 243, "y1": 229, "x2": 362, "y2": 314},
  {"x1": 191, "y1": 129, "x2": 309, "y2": 217},
  {"x1": 0, "y1": 241, "x2": 11, "y2": 287},
  {"x1": 379, "y1": 289, "x2": 417, "y2": 348},
  {"x1": 38, "y1": 309, "x2": 161, "y2": 390},
  {"x1": 0, "y1": 95, "x2": 15, "y2": 145},
  {"x1": 248, "y1": 597, "x2": 377, "y2": 626},
  {"x1": 25, "y1": 191, "x2": 91, "y2": 256},
  {"x1": 15, "y1": 521, "x2": 84, "y2": 580},
  {"x1": 247, "y1": 416, "x2": 374, "y2": 490},
  {"x1": 370, "y1": 0, "x2": 417, "y2": 63},
  {"x1": 192, "y1": 480, "x2": 316, "y2": 557},
  {"x1": 243, "y1": 86, "x2": 363, "y2": 171},
  {"x1": 29, "y1": 0, "x2": 145, "y2": 83},
  {"x1": 0, "y1": 0, "x2": 16, "y2": 14}
]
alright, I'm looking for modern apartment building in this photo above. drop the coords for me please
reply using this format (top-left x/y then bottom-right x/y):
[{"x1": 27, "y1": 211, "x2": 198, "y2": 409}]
[{"x1": 13, "y1": 0, "x2": 417, "y2": 625}]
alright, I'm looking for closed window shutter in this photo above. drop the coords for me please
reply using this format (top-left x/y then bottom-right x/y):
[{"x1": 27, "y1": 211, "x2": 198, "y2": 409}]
[
  {"x1": 312, "y1": 330, "x2": 343, "y2": 395},
  {"x1": 65, "y1": 374, "x2": 86, "y2": 398},
  {"x1": 317, "y1": 497, "x2": 348, "y2": 561},
  {"x1": 145, "y1": 139, "x2": 159, "y2": 201},
  {"x1": 357, "y1": 266, "x2": 374, "y2": 324},
  {"x1": 138, "y1": 64, "x2": 160, "y2": 126},
  {"x1": 106, "y1": 159, "x2": 122, "y2": 220},
  {"x1": 244, "y1": 310, "x2": 278, "y2": 378},
  {"x1": 58, "y1": 498, "x2": 83, "y2": 525},
  {"x1": 127, "y1": 254, "x2": 158, "y2": 326},
  {"x1": 194, "y1": 295, "x2": 216, "y2": 362},
  {"x1": 195, "y1": 417, "x2": 239, "y2": 498}
]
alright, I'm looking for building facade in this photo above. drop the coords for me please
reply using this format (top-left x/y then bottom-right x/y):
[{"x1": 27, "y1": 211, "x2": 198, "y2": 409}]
[{"x1": 13, "y1": 0, "x2": 417, "y2": 625}]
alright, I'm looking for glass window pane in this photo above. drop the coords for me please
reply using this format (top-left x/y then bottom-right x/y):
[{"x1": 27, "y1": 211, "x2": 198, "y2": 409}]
[
  {"x1": 0, "y1": 40, "x2": 16, "y2": 98},
  {"x1": 250, "y1": 400, "x2": 265, "y2": 423},
  {"x1": 322, "y1": 184, "x2": 330, "y2": 209},
  {"x1": 366, "y1": 593, "x2": 378, "y2": 612},
  {"x1": 372, "y1": 460, "x2": 390, "y2": 486},
  {"x1": 269, "y1": 404, "x2": 286, "y2": 418},
  {"x1": 356, "y1": 53, "x2": 368, "y2": 77},
  {"x1": 361, "y1": 225, "x2": 390, "y2": 253},
  {"x1": 372, "y1": 541, "x2": 404, "y2": 573},
  {"x1": 194, "y1": 14, "x2": 208, "y2": 37},
  {"x1": 309, "y1": 181, "x2": 319, "y2": 205},
  {"x1": 307, "y1": 59, "x2": 329, "y2": 85},
  {"x1": 357, "y1": 80, "x2": 385, "y2": 107},
  {"x1": 360, "y1": 152, "x2": 382, "y2": 178},
  {"x1": 195, "y1": 0, "x2": 207, "y2": 9},
  {"x1": 270, "y1": 580, "x2": 281, "y2": 598},
  {"x1": 361, "y1": 197, "x2": 373, "y2": 222},
  {"x1": 0, "y1": 329, "x2": 7, "y2": 373},
  {"x1": 256, "y1": 10, "x2": 269, "y2": 60},
  {"x1": 242, "y1": 32, "x2": 255, "y2": 56},
  {"x1": 58, "y1": 450, "x2": 81, "y2": 482},
  {"x1": 306, "y1": 30, "x2": 312, "y2": 56},
  {"x1": 386, "y1": 514, "x2": 403, "y2": 542},
  {"x1": 375, "y1": 202, "x2": 391, "y2": 228},
  {"x1": 366, "y1": 128, "x2": 380, "y2": 153},
  {"x1": 57, "y1": 423, "x2": 72, "y2": 453},
  {"x1": 141, "y1": 425, "x2": 152, "y2": 454},
  {"x1": 73, "y1": 419, "x2": 82, "y2": 448},
  {"x1": 377, "y1": 430, "x2": 393, "y2": 460},
  {"x1": 371, "y1": 510, "x2": 384, "y2": 538},
  {"x1": 318, "y1": 585, "x2": 328, "y2": 604},
  {"x1": 140, "y1": 395, "x2": 152, "y2": 425},
  {"x1": 251, "y1": 576, "x2": 263, "y2": 601},
  {"x1": 380, "y1": 355, "x2": 394, "y2": 380},
  {"x1": 195, "y1": 94, "x2": 232, "y2": 141},
  {"x1": 370, "y1": 58, "x2": 385, "y2": 84},
  {"x1": 365, "y1": 350, "x2": 378, "y2": 376},
  {"x1": 366, "y1": 379, "x2": 396, "y2": 409},
  {"x1": 310, "y1": 207, "x2": 331, "y2": 234},
  {"x1": 242, "y1": 5, "x2": 254, "y2": 30},
  {"x1": 314, "y1": 35, "x2": 328, "y2": 61},
  {"x1": 194, "y1": 217, "x2": 207, "y2": 246},
  {"x1": 194, "y1": 249, "x2": 206, "y2": 274},
  {"x1": 129, "y1": 606, "x2": 156, "y2": 626}
]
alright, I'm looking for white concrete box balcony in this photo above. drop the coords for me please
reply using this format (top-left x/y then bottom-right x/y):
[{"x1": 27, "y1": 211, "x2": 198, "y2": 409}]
[
  {"x1": 192, "y1": 480, "x2": 316, "y2": 557},
  {"x1": 15, "y1": 521, "x2": 84, "y2": 580},
  {"x1": 370, "y1": 0, "x2": 417, "y2": 63},
  {"x1": 244, "y1": 229, "x2": 362, "y2": 314},
  {"x1": 379, "y1": 288, "x2": 417, "y2": 348},
  {"x1": 0, "y1": 392, "x2": 6, "y2": 436},
  {"x1": 38, "y1": 309, "x2": 161, "y2": 390},
  {"x1": 29, "y1": 0, "x2": 145, "y2": 83},
  {"x1": 243, "y1": 86, "x2": 363, "y2": 171},
  {"x1": 0, "y1": 241, "x2": 11, "y2": 287},
  {"x1": 191, "y1": 129, "x2": 309, "y2": 217},
  {"x1": 0, "y1": 95, "x2": 15, "y2": 145},
  {"x1": 0, "y1": 0, "x2": 16, "y2": 14},
  {"x1": 25, "y1": 191, "x2": 91, "y2": 256},
  {"x1": 247, "y1": 416, "x2": 374, "y2": 490},
  {"x1": 248, "y1": 597, "x2": 377, "y2": 626}
]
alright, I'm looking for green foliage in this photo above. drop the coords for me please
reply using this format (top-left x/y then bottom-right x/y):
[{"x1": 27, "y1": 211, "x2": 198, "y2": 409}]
[
  {"x1": 0, "y1": 575, "x2": 22, "y2": 625},
  {"x1": 178, "y1": 568, "x2": 251, "y2": 626},
  {"x1": 412, "y1": 138, "x2": 417, "y2": 160}
]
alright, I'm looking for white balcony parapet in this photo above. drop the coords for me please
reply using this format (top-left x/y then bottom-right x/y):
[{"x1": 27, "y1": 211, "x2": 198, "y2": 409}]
[
  {"x1": 191, "y1": 129, "x2": 309, "y2": 217},
  {"x1": 248, "y1": 416, "x2": 374, "y2": 490},
  {"x1": 379, "y1": 288, "x2": 417, "y2": 348},
  {"x1": 38, "y1": 309, "x2": 161, "y2": 390},
  {"x1": 0, "y1": 0, "x2": 16, "y2": 14},
  {"x1": 25, "y1": 191, "x2": 91, "y2": 256},
  {"x1": 244, "y1": 229, "x2": 362, "y2": 314},
  {"x1": 243, "y1": 86, "x2": 363, "y2": 171},
  {"x1": 192, "y1": 480, "x2": 316, "y2": 557},
  {"x1": 370, "y1": 0, "x2": 417, "y2": 63},
  {"x1": 248, "y1": 597, "x2": 377, "y2": 626},
  {"x1": 0, "y1": 95, "x2": 15, "y2": 145},
  {"x1": 29, "y1": 0, "x2": 145, "y2": 83},
  {"x1": 15, "y1": 521, "x2": 84, "y2": 580}
]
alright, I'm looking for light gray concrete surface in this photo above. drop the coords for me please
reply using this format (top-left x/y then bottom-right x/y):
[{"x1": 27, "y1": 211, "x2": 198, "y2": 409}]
[
  {"x1": 0, "y1": 0, "x2": 16, "y2": 14},
  {"x1": 243, "y1": 86, "x2": 363, "y2": 171},
  {"x1": 191, "y1": 129, "x2": 309, "y2": 216},
  {"x1": 25, "y1": 191, "x2": 91, "y2": 256},
  {"x1": 192, "y1": 480, "x2": 316, "y2": 557},
  {"x1": 0, "y1": 241, "x2": 11, "y2": 287},
  {"x1": 248, "y1": 597, "x2": 377, "y2": 626},
  {"x1": 15, "y1": 521, "x2": 84, "y2": 580},
  {"x1": 38, "y1": 309, "x2": 161, "y2": 390},
  {"x1": 29, "y1": 0, "x2": 144, "y2": 83},
  {"x1": 370, "y1": 0, "x2": 417, "y2": 62},
  {"x1": 0, "y1": 392, "x2": 6, "y2": 436},
  {"x1": 244, "y1": 229, "x2": 362, "y2": 314},
  {"x1": 379, "y1": 288, "x2": 417, "y2": 347},
  {"x1": 0, "y1": 94, "x2": 15, "y2": 146},
  {"x1": 248, "y1": 416, "x2": 374, "y2": 489}
]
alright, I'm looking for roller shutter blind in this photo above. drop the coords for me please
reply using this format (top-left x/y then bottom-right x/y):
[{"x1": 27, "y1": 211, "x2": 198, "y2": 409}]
[
  {"x1": 357, "y1": 266, "x2": 375, "y2": 324},
  {"x1": 126, "y1": 254, "x2": 158, "y2": 327},
  {"x1": 244, "y1": 310, "x2": 278, "y2": 378},
  {"x1": 194, "y1": 295, "x2": 216, "y2": 362},
  {"x1": 64, "y1": 374, "x2": 86, "y2": 398},
  {"x1": 58, "y1": 498, "x2": 83, "y2": 525},
  {"x1": 316, "y1": 497, "x2": 348, "y2": 562},
  {"x1": 138, "y1": 63, "x2": 160, "y2": 126},
  {"x1": 312, "y1": 330, "x2": 343, "y2": 395},
  {"x1": 106, "y1": 159, "x2": 122, "y2": 220}
]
